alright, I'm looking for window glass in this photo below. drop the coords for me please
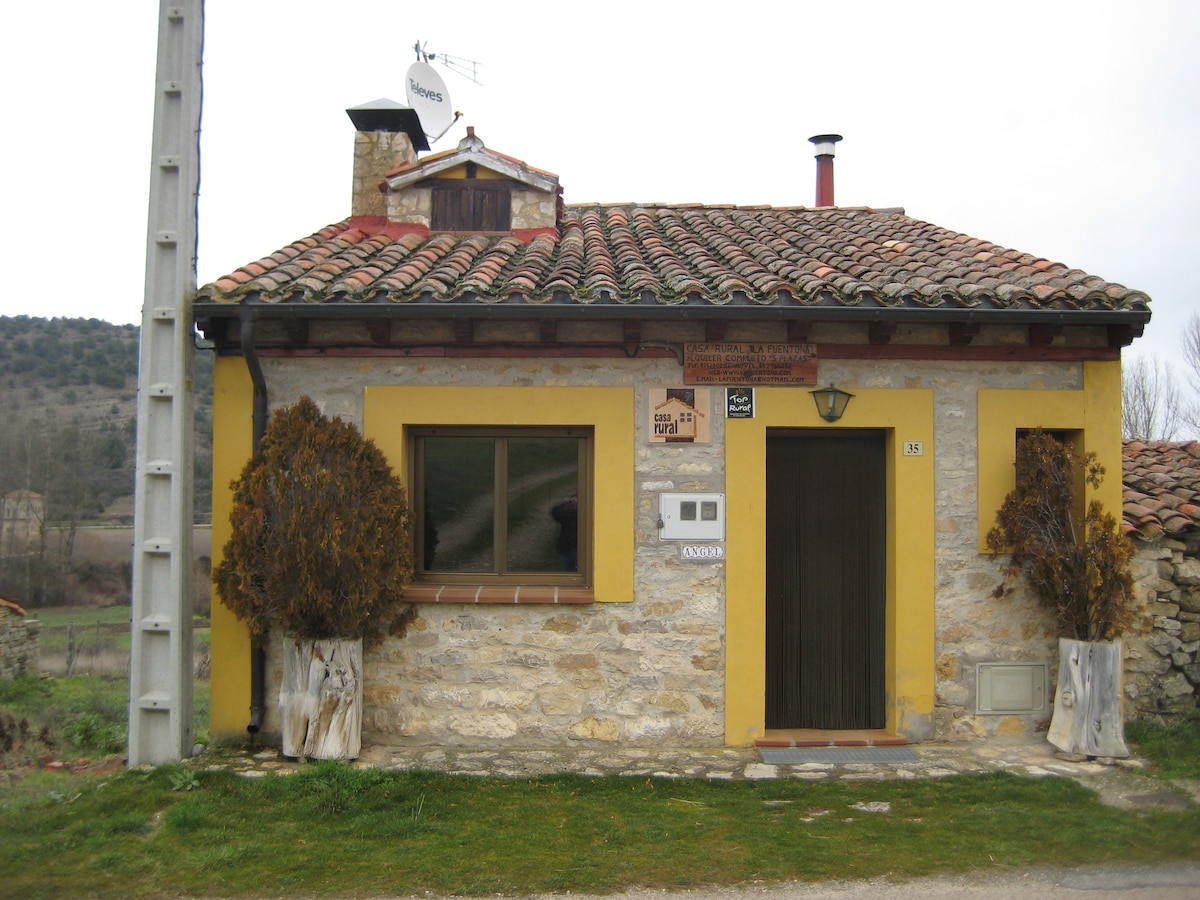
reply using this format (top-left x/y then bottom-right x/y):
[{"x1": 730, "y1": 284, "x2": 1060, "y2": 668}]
[
  {"x1": 421, "y1": 436, "x2": 494, "y2": 573},
  {"x1": 507, "y1": 437, "x2": 580, "y2": 573},
  {"x1": 416, "y1": 429, "x2": 587, "y2": 582}
]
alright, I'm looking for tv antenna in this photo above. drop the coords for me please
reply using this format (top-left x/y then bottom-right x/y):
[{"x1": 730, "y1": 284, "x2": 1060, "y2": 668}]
[
  {"x1": 413, "y1": 41, "x2": 482, "y2": 86},
  {"x1": 407, "y1": 41, "x2": 482, "y2": 145}
]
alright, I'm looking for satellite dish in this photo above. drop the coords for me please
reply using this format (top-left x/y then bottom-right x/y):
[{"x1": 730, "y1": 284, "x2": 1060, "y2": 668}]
[{"x1": 405, "y1": 61, "x2": 454, "y2": 140}]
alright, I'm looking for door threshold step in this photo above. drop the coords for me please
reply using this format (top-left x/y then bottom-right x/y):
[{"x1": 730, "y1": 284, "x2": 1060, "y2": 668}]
[{"x1": 756, "y1": 728, "x2": 907, "y2": 749}]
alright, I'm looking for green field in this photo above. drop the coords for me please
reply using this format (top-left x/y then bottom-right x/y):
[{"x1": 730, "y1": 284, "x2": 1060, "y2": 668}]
[{"x1": 31, "y1": 605, "x2": 209, "y2": 676}]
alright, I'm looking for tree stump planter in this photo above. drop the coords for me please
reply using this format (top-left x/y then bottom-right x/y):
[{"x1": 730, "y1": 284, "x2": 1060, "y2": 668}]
[
  {"x1": 279, "y1": 637, "x2": 363, "y2": 760},
  {"x1": 1047, "y1": 637, "x2": 1129, "y2": 758}
]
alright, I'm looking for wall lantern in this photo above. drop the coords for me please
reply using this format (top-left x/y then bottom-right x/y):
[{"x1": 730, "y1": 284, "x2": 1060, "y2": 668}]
[{"x1": 810, "y1": 382, "x2": 854, "y2": 422}]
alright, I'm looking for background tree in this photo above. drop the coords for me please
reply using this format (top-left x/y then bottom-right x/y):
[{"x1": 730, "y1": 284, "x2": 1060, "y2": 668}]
[
  {"x1": 1123, "y1": 354, "x2": 1184, "y2": 440},
  {"x1": 1184, "y1": 313, "x2": 1200, "y2": 434}
]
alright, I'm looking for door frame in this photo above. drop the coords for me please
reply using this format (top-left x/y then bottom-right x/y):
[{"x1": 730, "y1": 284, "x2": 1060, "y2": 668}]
[{"x1": 724, "y1": 386, "x2": 936, "y2": 745}]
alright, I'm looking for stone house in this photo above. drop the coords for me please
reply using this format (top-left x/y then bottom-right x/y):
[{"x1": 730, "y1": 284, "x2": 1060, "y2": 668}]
[
  {"x1": 1, "y1": 490, "x2": 44, "y2": 555},
  {"x1": 1122, "y1": 440, "x2": 1200, "y2": 719},
  {"x1": 195, "y1": 105, "x2": 1151, "y2": 750},
  {"x1": 0, "y1": 594, "x2": 38, "y2": 679}
]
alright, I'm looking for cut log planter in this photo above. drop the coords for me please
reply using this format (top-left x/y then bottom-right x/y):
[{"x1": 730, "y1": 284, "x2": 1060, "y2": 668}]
[
  {"x1": 1047, "y1": 637, "x2": 1129, "y2": 758},
  {"x1": 279, "y1": 637, "x2": 363, "y2": 760}
]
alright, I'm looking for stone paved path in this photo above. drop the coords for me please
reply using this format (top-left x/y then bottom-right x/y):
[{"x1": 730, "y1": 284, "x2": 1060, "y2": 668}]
[{"x1": 200, "y1": 738, "x2": 1199, "y2": 810}]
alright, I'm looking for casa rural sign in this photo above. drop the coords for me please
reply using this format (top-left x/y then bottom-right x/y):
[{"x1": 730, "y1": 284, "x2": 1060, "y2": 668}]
[{"x1": 684, "y1": 343, "x2": 817, "y2": 386}]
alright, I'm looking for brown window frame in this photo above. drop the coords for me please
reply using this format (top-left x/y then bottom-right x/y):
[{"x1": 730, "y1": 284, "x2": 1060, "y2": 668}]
[{"x1": 411, "y1": 426, "x2": 592, "y2": 586}]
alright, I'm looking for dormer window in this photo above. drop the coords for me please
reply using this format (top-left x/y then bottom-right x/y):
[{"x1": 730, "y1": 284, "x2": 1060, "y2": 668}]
[
  {"x1": 381, "y1": 129, "x2": 559, "y2": 233},
  {"x1": 430, "y1": 178, "x2": 512, "y2": 232}
]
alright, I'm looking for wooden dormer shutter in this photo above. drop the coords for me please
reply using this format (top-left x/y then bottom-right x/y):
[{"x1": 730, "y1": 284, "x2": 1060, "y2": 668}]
[{"x1": 431, "y1": 180, "x2": 512, "y2": 232}]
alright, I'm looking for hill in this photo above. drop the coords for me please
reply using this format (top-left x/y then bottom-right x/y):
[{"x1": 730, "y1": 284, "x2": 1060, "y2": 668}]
[{"x1": 0, "y1": 315, "x2": 213, "y2": 524}]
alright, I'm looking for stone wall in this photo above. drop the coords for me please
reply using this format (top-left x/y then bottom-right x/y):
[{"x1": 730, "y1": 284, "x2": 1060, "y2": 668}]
[
  {"x1": 236, "y1": 336, "x2": 1084, "y2": 748},
  {"x1": 384, "y1": 186, "x2": 557, "y2": 231},
  {"x1": 0, "y1": 605, "x2": 39, "y2": 679},
  {"x1": 1125, "y1": 535, "x2": 1200, "y2": 719},
  {"x1": 251, "y1": 351, "x2": 726, "y2": 747}
]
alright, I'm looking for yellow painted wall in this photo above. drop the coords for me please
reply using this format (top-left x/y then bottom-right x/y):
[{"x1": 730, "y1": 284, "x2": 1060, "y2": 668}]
[
  {"x1": 977, "y1": 361, "x2": 1124, "y2": 550},
  {"x1": 436, "y1": 164, "x2": 508, "y2": 180},
  {"x1": 208, "y1": 357, "x2": 254, "y2": 739},
  {"x1": 210, "y1": 379, "x2": 637, "y2": 737},
  {"x1": 364, "y1": 385, "x2": 635, "y2": 602},
  {"x1": 724, "y1": 387, "x2": 937, "y2": 745}
]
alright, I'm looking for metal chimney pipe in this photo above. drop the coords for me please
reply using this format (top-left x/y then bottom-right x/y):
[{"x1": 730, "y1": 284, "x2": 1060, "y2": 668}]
[{"x1": 809, "y1": 134, "x2": 843, "y2": 207}]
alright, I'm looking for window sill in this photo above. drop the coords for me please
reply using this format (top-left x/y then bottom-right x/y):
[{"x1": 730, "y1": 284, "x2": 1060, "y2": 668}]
[{"x1": 402, "y1": 584, "x2": 594, "y2": 605}]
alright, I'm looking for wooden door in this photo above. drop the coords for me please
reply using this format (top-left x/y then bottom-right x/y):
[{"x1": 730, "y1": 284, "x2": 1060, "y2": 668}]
[{"x1": 765, "y1": 431, "x2": 886, "y2": 729}]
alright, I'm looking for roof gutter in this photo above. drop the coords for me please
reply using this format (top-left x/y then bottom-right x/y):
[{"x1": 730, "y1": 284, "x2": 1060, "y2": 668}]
[{"x1": 197, "y1": 298, "x2": 1151, "y2": 329}]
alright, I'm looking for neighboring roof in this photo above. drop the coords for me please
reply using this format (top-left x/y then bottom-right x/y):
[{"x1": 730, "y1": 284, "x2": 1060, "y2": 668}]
[
  {"x1": 3, "y1": 489, "x2": 42, "y2": 501},
  {"x1": 0, "y1": 594, "x2": 27, "y2": 617},
  {"x1": 1123, "y1": 440, "x2": 1200, "y2": 541},
  {"x1": 194, "y1": 204, "x2": 1151, "y2": 324}
]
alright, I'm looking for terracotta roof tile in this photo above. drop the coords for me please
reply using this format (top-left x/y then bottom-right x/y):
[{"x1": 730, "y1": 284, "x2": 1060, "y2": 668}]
[
  {"x1": 0, "y1": 594, "x2": 27, "y2": 616},
  {"x1": 1122, "y1": 440, "x2": 1200, "y2": 541},
  {"x1": 196, "y1": 205, "x2": 1153, "y2": 315}
]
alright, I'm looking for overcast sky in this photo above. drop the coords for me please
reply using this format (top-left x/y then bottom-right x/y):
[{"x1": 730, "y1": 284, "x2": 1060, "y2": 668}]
[{"x1": 2, "y1": 1, "x2": 1197, "y2": 381}]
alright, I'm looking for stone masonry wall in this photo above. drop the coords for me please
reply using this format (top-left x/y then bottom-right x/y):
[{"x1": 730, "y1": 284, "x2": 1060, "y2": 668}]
[
  {"x1": 1125, "y1": 536, "x2": 1200, "y2": 719},
  {"x1": 252, "y1": 353, "x2": 726, "y2": 747},
  {"x1": 828, "y1": 356, "x2": 1080, "y2": 742},
  {"x1": 241, "y1": 343, "x2": 1080, "y2": 747},
  {"x1": 0, "y1": 606, "x2": 39, "y2": 679}
]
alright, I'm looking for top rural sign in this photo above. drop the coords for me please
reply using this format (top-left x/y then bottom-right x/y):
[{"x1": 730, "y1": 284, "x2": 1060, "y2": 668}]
[{"x1": 683, "y1": 343, "x2": 818, "y2": 386}]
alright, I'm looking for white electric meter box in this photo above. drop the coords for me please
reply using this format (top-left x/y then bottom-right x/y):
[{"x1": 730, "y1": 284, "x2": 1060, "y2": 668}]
[
  {"x1": 976, "y1": 663, "x2": 1048, "y2": 715},
  {"x1": 659, "y1": 493, "x2": 725, "y2": 541}
]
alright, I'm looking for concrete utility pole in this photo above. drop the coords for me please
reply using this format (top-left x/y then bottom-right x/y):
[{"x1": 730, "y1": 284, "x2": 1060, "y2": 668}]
[{"x1": 128, "y1": 0, "x2": 203, "y2": 765}]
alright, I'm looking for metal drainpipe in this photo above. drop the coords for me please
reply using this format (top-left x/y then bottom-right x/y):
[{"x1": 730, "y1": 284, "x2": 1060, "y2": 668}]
[{"x1": 239, "y1": 307, "x2": 269, "y2": 735}]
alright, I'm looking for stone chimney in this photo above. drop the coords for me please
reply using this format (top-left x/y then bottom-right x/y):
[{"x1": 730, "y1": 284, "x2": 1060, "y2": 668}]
[
  {"x1": 346, "y1": 99, "x2": 429, "y2": 217},
  {"x1": 808, "y1": 134, "x2": 843, "y2": 207}
]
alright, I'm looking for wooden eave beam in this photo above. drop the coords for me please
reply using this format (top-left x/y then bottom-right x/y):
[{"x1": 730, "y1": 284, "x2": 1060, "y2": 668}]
[
  {"x1": 787, "y1": 320, "x2": 813, "y2": 343},
  {"x1": 1106, "y1": 323, "x2": 1143, "y2": 347},
  {"x1": 1028, "y1": 323, "x2": 1062, "y2": 346},
  {"x1": 949, "y1": 322, "x2": 980, "y2": 345},
  {"x1": 366, "y1": 320, "x2": 391, "y2": 345},
  {"x1": 869, "y1": 321, "x2": 896, "y2": 345},
  {"x1": 282, "y1": 318, "x2": 309, "y2": 345}
]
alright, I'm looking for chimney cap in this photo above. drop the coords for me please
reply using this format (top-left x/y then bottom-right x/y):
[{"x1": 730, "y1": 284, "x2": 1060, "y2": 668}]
[
  {"x1": 808, "y1": 134, "x2": 843, "y2": 156},
  {"x1": 346, "y1": 98, "x2": 430, "y2": 151}
]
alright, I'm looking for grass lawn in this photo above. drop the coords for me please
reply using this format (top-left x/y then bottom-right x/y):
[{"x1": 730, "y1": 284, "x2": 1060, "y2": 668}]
[
  {"x1": 3, "y1": 676, "x2": 1197, "y2": 899},
  {"x1": 1127, "y1": 714, "x2": 1200, "y2": 780},
  {"x1": 0, "y1": 675, "x2": 210, "y2": 762},
  {"x1": 1, "y1": 755, "x2": 1198, "y2": 898}
]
